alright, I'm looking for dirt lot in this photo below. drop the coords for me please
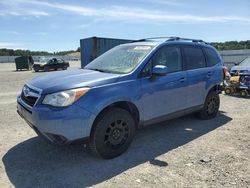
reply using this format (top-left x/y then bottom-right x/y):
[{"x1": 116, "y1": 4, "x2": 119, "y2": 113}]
[{"x1": 0, "y1": 62, "x2": 249, "y2": 188}]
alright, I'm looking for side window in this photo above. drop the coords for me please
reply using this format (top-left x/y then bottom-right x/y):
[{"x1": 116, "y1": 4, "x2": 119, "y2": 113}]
[
  {"x1": 140, "y1": 46, "x2": 182, "y2": 77},
  {"x1": 141, "y1": 61, "x2": 152, "y2": 77},
  {"x1": 57, "y1": 59, "x2": 63, "y2": 63},
  {"x1": 153, "y1": 46, "x2": 182, "y2": 73},
  {"x1": 183, "y1": 46, "x2": 206, "y2": 70},
  {"x1": 48, "y1": 60, "x2": 53, "y2": 64},
  {"x1": 204, "y1": 48, "x2": 220, "y2": 66},
  {"x1": 49, "y1": 58, "x2": 57, "y2": 64}
]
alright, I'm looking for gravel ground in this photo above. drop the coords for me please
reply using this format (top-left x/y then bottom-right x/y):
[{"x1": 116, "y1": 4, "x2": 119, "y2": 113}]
[{"x1": 0, "y1": 62, "x2": 249, "y2": 188}]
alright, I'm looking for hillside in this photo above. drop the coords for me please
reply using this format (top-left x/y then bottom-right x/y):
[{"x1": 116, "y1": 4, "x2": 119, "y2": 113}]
[{"x1": 0, "y1": 49, "x2": 79, "y2": 56}]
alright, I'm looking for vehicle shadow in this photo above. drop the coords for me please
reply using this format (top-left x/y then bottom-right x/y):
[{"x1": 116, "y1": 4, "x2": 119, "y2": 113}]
[{"x1": 2, "y1": 112, "x2": 232, "y2": 188}]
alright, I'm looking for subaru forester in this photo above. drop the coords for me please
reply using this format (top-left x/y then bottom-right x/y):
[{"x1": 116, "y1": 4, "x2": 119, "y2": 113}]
[{"x1": 17, "y1": 37, "x2": 224, "y2": 159}]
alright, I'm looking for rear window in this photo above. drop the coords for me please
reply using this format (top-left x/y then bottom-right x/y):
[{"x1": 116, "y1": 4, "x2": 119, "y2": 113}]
[
  {"x1": 204, "y1": 47, "x2": 220, "y2": 66},
  {"x1": 183, "y1": 47, "x2": 206, "y2": 70}
]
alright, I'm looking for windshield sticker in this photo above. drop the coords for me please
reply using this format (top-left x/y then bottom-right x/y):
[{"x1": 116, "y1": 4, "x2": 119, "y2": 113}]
[{"x1": 134, "y1": 46, "x2": 152, "y2": 50}]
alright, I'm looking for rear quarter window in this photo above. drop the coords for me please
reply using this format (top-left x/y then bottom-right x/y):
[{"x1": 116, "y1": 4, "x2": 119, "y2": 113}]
[
  {"x1": 183, "y1": 46, "x2": 206, "y2": 70},
  {"x1": 203, "y1": 47, "x2": 221, "y2": 66},
  {"x1": 57, "y1": 59, "x2": 64, "y2": 63}
]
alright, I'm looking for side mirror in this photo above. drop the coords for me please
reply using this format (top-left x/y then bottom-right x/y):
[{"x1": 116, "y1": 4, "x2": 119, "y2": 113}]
[
  {"x1": 152, "y1": 65, "x2": 168, "y2": 76},
  {"x1": 234, "y1": 62, "x2": 239, "y2": 66}
]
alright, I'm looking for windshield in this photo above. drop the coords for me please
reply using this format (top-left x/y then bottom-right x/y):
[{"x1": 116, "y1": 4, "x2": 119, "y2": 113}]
[
  {"x1": 85, "y1": 45, "x2": 153, "y2": 74},
  {"x1": 239, "y1": 57, "x2": 250, "y2": 66}
]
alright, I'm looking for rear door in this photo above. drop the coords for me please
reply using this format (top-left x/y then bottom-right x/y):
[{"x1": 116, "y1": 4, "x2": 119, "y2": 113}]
[
  {"x1": 139, "y1": 45, "x2": 188, "y2": 122},
  {"x1": 182, "y1": 45, "x2": 209, "y2": 107},
  {"x1": 203, "y1": 47, "x2": 224, "y2": 87}
]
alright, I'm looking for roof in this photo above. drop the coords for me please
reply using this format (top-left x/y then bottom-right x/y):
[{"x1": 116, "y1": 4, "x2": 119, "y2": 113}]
[
  {"x1": 121, "y1": 41, "x2": 161, "y2": 46},
  {"x1": 121, "y1": 37, "x2": 212, "y2": 48}
]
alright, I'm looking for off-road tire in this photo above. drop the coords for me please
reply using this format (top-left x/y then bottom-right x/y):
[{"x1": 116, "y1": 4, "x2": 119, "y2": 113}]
[
  {"x1": 197, "y1": 91, "x2": 220, "y2": 120},
  {"x1": 89, "y1": 108, "x2": 136, "y2": 159}
]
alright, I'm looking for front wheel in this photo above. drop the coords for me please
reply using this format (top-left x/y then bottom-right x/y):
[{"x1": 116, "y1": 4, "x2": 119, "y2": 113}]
[
  {"x1": 89, "y1": 108, "x2": 136, "y2": 159},
  {"x1": 197, "y1": 91, "x2": 220, "y2": 120}
]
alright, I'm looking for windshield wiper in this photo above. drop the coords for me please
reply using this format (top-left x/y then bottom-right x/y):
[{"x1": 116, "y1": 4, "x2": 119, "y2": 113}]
[
  {"x1": 85, "y1": 68, "x2": 122, "y2": 74},
  {"x1": 86, "y1": 68, "x2": 106, "y2": 72},
  {"x1": 88, "y1": 68, "x2": 120, "y2": 74}
]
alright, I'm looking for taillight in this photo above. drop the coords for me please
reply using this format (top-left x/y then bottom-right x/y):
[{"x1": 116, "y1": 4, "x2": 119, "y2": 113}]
[{"x1": 223, "y1": 66, "x2": 228, "y2": 79}]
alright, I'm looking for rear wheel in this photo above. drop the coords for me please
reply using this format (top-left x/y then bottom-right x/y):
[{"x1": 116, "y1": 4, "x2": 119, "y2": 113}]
[
  {"x1": 224, "y1": 87, "x2": 232, "y2": 95},
  {"x1": 90, "y1": 108, "x2": 136, "y2": 159},
  {"x1": 197, "y1": 91, "x2": 220, "y2": 120}
]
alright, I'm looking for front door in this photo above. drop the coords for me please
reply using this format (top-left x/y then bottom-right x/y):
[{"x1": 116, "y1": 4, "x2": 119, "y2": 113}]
[{"x1": 139, "y1": 45, "x2": 188, "y2": 122}]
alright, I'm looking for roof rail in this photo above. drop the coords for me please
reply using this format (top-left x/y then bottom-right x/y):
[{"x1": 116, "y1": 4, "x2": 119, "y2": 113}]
[
  {"x1": 131, "y1": 37, "x2": 208, "y2": 44},
  {"x1": 167, "y1": 37, "x2": 208, "y2": 44},
  {"x1": 131, "y1": 37, "x2": 173, "y2": 42}
]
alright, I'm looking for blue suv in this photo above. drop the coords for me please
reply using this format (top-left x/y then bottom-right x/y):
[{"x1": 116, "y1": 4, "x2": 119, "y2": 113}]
[{"x1": 17, "y1": 37, "x2": 224, "y2": 159}]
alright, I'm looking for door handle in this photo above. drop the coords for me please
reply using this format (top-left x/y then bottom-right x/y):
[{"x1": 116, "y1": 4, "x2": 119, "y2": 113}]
[
  {"x1": 207, "y1": 72, "x2": 213, "y2": 78},
  {"x1": 179, "y1": 78, "x2": 186, "y2": 82}
]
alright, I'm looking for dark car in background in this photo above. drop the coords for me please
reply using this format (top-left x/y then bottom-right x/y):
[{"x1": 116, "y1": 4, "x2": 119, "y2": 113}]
[{"x1": 33, "y1": 57, "x2": 69, "y2": 72}]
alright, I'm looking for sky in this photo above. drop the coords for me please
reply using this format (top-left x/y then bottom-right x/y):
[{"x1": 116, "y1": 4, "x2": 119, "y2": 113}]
[{"x1": 0, "y1": 0, "x2": 250, "y2": 52}]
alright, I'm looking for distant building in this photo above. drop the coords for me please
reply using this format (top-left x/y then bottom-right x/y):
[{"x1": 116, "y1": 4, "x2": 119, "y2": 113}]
[
  {"x1": 219, "y1": 49, "x2": 250, "y2": 69},
  {"x1": 80, "y1": 37, "x2": 132, "y2": 67}
]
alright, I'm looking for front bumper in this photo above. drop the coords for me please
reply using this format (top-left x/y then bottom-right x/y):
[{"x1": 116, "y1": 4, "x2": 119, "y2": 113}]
[{"x1": 17, "y1": 95, "x2": 95, "y2": 144}]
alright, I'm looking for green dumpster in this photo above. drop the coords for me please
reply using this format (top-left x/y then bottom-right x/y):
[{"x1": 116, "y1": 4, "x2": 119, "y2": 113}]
[{"x1": 15, "y1": 56, "x2": 33, "y2": 71}]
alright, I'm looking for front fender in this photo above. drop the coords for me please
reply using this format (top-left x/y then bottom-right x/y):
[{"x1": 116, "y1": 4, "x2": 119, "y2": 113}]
[{"x1": 75, "y1": 79, "x2": 142, "y2": 118}]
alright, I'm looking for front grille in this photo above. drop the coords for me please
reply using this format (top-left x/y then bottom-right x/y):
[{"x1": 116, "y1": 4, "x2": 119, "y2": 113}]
[
  {"x1": 21, "y1": 92, "x2": 38, "y2": 106},
  {"x1": 21, "y1": 85, "x2": 40, "y2": 107}
]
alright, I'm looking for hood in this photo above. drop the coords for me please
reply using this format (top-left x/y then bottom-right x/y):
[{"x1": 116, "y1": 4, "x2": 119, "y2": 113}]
[{"x1": 28, "y1": 69, "x2": 120, "y2": 94}]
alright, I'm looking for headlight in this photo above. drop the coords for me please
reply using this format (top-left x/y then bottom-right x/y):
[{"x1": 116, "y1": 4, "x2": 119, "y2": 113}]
[{"x1": 42, "y1": 87, "x2": 90, "y2": 107}]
